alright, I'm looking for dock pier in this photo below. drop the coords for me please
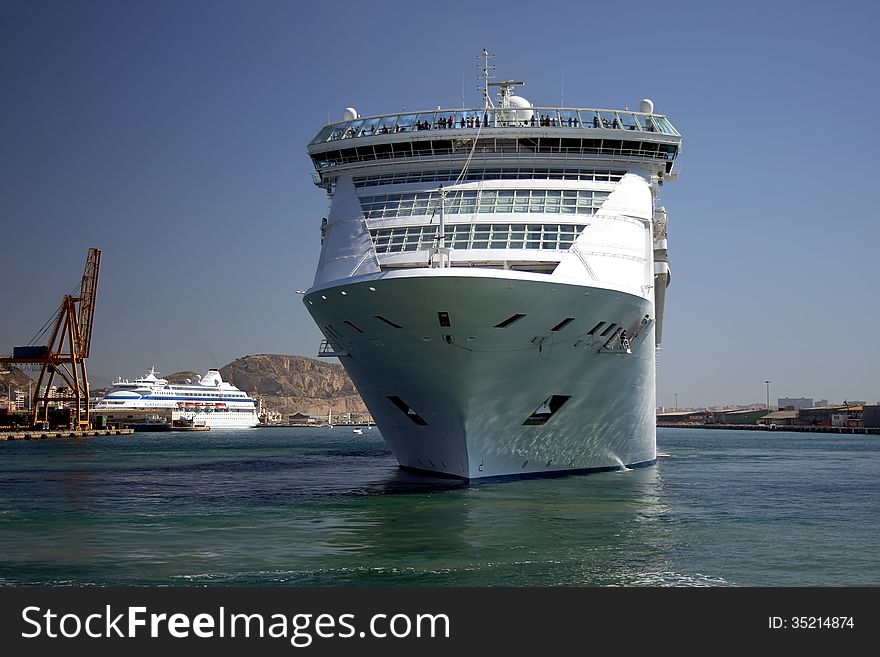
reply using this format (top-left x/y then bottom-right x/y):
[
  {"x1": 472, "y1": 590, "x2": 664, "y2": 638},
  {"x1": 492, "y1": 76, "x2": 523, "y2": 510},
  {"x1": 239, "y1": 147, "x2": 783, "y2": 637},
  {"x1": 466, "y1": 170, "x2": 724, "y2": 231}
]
[
  {"x1": 0, "y1": 428, "x2": 134, "y2": 441},
  {"x1": 657, "y1": 423, "x2": 880, "y2": 435}
]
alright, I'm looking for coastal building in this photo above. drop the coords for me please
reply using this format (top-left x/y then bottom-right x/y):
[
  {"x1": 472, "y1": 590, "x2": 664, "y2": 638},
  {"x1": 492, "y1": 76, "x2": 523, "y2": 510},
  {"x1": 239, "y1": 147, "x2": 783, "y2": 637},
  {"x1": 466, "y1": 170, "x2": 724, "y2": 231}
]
[
  {"x1": 796, "y1": 405, "x2": 862, "y2": 428},
  {"x1": 831, "y1": 407, "x2": 862, "y2": 428},
  {"x1": 260, "y1": 409, "x2": 283, "y2": 424},
  {"x1": 658, "y1": 404, "x2": 869, "y2": 429},
  {"x1": 717, "y1": 408, "x2": 766, "y2": 425},
  {"x1": 758, "y1": 410, "x2": 798, "y2": 426},
  {"x1": 288, "y1": 412, "x2": 315, "y2": 426},
  {"x1": 656, "y1": 410, "x2": 711, "y2": 424},
  {"x1": 863, "y1": 405, "x2": 880, "y2": 429}
]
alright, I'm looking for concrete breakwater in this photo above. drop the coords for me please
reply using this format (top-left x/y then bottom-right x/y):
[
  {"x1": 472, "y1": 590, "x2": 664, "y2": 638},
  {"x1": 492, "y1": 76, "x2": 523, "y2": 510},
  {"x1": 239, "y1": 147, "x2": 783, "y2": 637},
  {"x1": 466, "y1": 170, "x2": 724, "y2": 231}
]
[{"x1": 0, "y1": 428, "x2": 134, "y2": 441}]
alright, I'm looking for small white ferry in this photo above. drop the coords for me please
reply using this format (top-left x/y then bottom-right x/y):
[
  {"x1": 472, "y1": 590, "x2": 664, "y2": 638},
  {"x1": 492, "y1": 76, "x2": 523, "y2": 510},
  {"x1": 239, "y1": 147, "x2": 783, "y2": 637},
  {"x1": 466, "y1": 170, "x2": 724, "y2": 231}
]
[{"x1": 94, "y1": 367, "x2": 259, "y2": 429}]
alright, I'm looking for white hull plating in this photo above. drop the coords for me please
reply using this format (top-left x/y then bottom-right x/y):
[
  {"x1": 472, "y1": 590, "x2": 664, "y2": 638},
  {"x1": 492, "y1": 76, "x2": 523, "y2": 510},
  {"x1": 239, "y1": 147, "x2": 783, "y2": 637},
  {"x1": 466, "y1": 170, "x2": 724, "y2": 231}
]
[
  {"x1": 303, "y1": 63, "x2": 681, "y2": 480},
  {"x1": 305, "y1": 271, "x2": 656, "y2": 479}
]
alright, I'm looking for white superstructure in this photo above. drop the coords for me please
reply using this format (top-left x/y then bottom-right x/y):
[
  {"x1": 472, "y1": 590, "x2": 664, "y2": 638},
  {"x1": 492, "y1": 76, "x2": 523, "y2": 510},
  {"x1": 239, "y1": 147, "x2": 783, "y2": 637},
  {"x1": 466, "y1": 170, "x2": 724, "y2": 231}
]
[
  {"x1": 303, "y1": 52, "x2": 680, "y2": 480},
  {"x1": 94, "y1": 367, "x2": 259, "y2": 429}
]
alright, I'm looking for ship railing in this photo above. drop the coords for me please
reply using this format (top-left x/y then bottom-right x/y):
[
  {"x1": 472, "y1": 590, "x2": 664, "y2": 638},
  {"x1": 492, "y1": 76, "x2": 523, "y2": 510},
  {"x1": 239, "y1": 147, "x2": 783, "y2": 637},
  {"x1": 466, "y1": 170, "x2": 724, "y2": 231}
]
[
  {"x1": 313, "y1": 146, "x2": 673, "y2": 170},
  {"x1": 310, "y1": 108, "x2": 679, "y2": 145}
]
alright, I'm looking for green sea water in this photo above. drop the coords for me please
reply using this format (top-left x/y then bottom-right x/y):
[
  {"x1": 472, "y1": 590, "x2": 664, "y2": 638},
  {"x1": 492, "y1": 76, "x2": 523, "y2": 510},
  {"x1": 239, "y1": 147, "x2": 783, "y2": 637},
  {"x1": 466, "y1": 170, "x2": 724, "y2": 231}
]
[{"x1": 1, "y1": 427, "x2": 877, "y2": 586}]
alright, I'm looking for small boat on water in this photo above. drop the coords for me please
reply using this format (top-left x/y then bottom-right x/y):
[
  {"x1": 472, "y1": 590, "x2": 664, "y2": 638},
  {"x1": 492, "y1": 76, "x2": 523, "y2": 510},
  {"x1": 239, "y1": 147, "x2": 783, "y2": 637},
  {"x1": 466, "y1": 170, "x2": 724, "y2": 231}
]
[
  {"x1": 126, "y1": 416, "x2": 171, "y2": 432},
  {"x1": 352, "y1": 427, "x2": 363, "y2": 434}
]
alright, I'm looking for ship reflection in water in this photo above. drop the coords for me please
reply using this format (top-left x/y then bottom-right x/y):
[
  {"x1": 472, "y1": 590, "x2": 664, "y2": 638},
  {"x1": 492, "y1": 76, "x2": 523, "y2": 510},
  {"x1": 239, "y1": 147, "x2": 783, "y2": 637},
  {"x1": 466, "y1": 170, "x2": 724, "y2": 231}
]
[{"x1": 1, "y1": 427, "x2": 879, "y2": 586}]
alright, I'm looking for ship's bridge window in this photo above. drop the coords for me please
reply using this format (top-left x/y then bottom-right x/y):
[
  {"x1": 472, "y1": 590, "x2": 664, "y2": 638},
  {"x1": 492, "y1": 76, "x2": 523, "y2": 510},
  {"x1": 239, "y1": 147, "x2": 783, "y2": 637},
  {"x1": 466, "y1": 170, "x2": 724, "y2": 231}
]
[
  {"x1": 578, "y1": 110, "x2": 597, "y2": 128},
  {"x1": 327, "y1": 123, "x2": 350, "y2": 142},
  {"x1": 359, "y1": 117, "x2": 381, "y2": 136},
  {"x1": 310, "y1": 125, "x2": 336, "y2": 145},
  {"x1": 415, "y1": 112, "x2": 436, "y2": 128},
  {"x1": 311, "y1": 108, "x2": 678, "y2": 142},
  {"x1": 450, "y1": 224, "x2": 471, "y2": 248},
  {"x1": 435, "y1": 111, "x2": 458, "y2": 128},
  {"x1": 377, "y1": 116, "x2": 398, "y2": 133},
  {"x1": 312, "y1": 136, "x2": 676, "y2": 169},
  {"x1": 558, "y1": 110, "x2": 580, "y2": 127},
  {"x1": 443, "y1": 190, "x2": 478, "y2": 214},
  {"x1": 598, "y1": 111, "x2": 622, "y2": 129},
  {"x1": 652, "y1": 116, "x2": 677, "y2": 135},
  {"x1": 359, "y1": 189, "x2": 608, "y2": 220},
  {"x1": 369, "y1": 223, "x2": 586, "y2": 253},
  {"x1": 395, "y1": 113, "x2": 419, "y2": 132},
  {"x1": 490, "y1": 224, "x2": 510, "y2": 248},
  {"x1": 619, "y1": 113, "x2": 641, "y2": 131}
]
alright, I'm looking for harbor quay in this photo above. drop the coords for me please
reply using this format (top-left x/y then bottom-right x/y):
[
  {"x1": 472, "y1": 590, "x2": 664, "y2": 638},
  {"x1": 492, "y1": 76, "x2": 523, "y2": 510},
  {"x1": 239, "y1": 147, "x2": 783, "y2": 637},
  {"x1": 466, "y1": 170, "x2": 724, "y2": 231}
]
[
  {"x1": 0, "y1": 428, "x2": 134, "y2": 441},
  {"x1": 657, "y1": 423, "x2": 880, "y2": 435}
]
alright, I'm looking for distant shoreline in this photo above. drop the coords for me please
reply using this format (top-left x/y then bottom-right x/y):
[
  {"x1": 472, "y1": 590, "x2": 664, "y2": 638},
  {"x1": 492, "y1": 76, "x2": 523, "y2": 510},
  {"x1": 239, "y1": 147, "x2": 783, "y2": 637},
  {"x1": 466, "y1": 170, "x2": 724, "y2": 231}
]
[
  {"x1": 657, "y1": 422, "x2": 880, "y2": 435},
  {"x1": 257, "y1": 423, "x2": 375, "y2": 428}
]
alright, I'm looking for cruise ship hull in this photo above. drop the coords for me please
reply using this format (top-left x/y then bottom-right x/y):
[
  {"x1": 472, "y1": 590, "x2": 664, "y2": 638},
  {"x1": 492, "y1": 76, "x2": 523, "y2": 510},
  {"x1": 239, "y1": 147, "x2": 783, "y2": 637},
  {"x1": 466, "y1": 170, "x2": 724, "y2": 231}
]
[{"x1": 305, "y1": 270, "x2": 656, "y2": 480}]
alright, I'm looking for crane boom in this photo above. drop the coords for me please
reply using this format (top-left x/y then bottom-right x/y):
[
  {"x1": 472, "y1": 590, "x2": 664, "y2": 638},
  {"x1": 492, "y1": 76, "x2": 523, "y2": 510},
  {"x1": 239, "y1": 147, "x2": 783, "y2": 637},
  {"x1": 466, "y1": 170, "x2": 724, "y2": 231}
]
[{"x1": 77, "y1": 248, "x2": 101, "y2": 358}]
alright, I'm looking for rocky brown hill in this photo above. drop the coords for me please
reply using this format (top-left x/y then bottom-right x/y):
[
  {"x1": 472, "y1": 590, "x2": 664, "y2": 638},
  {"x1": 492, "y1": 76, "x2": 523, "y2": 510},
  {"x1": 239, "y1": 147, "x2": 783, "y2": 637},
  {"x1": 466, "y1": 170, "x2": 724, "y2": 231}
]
[
  {"x1": 165, "y1": 371, "x2": 198, "y2": 385},
  {"x1": 0, "y1": 366, "x2": 34, "y2": 394},
  {"x1": 169, "y1": 354, "x2": 368, "y2": 419}
]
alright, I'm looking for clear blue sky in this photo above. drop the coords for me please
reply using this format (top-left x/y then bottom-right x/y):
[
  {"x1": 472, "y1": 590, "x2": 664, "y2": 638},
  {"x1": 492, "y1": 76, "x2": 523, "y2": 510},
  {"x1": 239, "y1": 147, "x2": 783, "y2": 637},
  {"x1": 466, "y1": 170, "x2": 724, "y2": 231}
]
[{"x1": 1, "y1": 0, "x2": 877, "y2": 407}]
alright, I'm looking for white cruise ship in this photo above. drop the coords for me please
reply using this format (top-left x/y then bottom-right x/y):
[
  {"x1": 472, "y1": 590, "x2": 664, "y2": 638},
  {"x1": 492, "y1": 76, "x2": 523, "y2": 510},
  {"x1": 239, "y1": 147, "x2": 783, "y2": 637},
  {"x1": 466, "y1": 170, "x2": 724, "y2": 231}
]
[
  {"x1": 94, "y1": 368, "x2": 259, "y2": 429},
  {"x1": 303, "y1": 52, "x2": 680, "y2": 480}
]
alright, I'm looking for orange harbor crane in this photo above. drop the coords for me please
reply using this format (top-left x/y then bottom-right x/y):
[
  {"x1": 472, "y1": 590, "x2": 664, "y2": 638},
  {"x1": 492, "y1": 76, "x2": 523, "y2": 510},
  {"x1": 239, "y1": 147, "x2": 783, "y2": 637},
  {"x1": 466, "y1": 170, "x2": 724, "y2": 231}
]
[{"x1": 0, "y1": 248, "x2": 101, "y2": 429}]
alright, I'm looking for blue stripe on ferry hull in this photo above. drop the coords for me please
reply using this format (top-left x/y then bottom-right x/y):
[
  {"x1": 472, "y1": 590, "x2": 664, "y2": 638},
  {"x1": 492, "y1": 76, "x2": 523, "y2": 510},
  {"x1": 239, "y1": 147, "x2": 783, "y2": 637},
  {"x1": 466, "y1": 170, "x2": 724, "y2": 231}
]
[{"x1": 104, "y1": 396, "x2": 255, "y2": 403}]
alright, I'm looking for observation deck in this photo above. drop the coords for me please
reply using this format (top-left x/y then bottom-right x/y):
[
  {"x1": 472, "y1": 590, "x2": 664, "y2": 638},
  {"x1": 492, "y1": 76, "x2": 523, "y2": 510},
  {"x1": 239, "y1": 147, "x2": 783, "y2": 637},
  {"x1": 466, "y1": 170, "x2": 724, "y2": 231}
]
[{"x1": 307, "y1": 105, "x2": 681, "y2": 177}]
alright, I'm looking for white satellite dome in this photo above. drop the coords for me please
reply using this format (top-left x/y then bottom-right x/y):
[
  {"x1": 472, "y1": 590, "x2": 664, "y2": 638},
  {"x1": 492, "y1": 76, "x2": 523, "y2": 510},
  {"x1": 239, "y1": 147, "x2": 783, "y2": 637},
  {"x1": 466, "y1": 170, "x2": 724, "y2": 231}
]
[
  {"x1": 507, "y1": 95, "x2": 534, "y2": 122},
  {"x1": 342, "y1": 107, "x2": 359, "y2": 121},
  {"x1": 639, "y1": 99, "x2": 654, "y2": 114}
]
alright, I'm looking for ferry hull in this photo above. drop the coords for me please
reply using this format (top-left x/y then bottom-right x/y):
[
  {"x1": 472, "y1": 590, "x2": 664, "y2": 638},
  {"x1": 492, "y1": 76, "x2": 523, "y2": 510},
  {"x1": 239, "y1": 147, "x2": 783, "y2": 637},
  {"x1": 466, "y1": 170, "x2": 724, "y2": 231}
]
[
  {"x1": 305, "y1": 271, "x2": 656, "y2": 480},
  {"x1": 93, "y1": 408, "x2": 259, "y2": 430}
]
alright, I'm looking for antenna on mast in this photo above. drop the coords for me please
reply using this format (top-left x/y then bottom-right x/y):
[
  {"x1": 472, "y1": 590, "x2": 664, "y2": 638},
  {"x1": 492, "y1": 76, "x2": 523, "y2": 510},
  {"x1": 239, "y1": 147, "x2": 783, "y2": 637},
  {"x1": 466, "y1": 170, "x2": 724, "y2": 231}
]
[
  {"x1": 479, "y1": 48, "x2": 496, "y2": 110},
  {"x1": 489, "y1": 79, "x2": 525, "y2": 108}
]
